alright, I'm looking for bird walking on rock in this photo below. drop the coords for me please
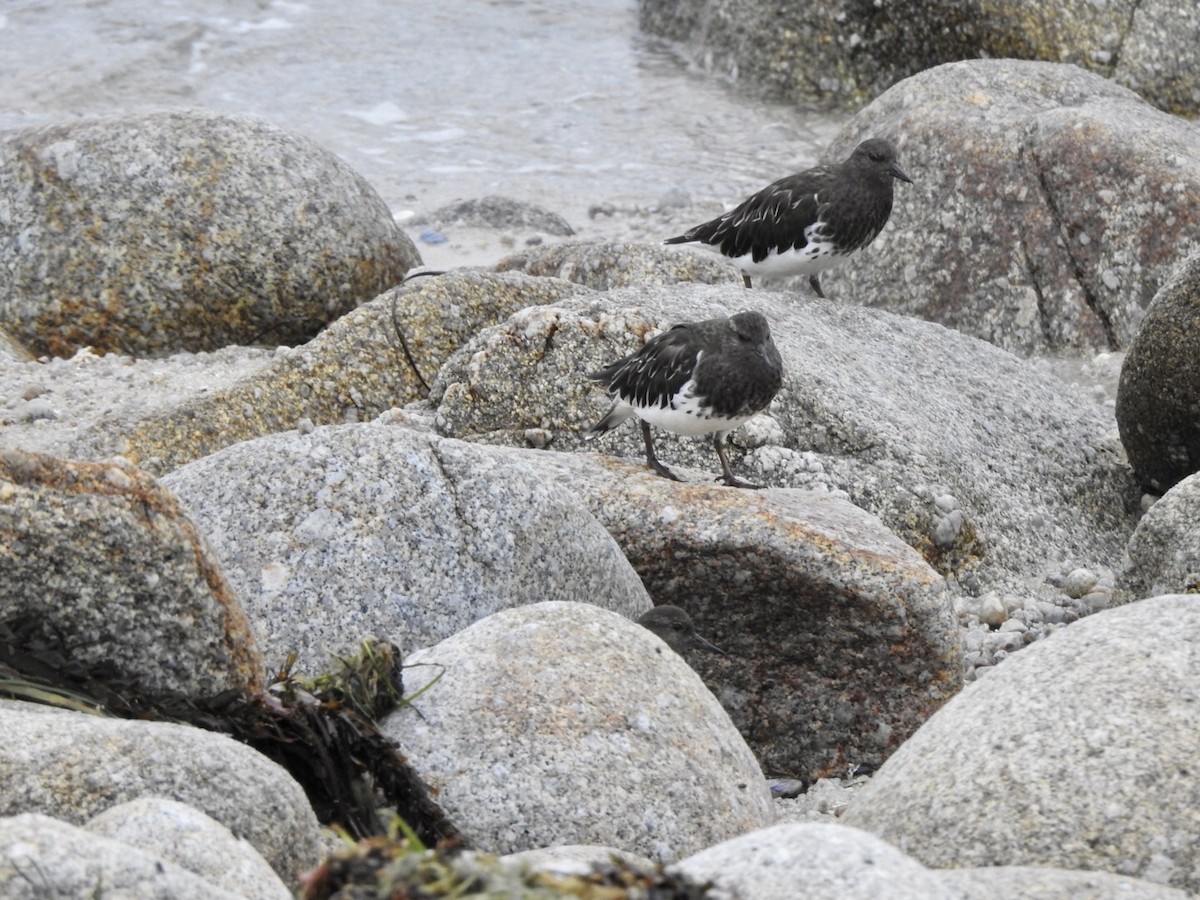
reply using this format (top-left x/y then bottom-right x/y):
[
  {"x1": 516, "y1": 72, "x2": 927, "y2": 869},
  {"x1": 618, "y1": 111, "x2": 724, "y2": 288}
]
[
  {"x1": 665, "y1": 137, "x2": 913, "y2": 297},
  {"x1": 585, "y1": 310, "x2": 783, "y2": 489}
]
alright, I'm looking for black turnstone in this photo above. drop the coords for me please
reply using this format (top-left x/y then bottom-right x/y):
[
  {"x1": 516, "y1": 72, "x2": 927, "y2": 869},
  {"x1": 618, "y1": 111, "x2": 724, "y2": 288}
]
[
  {"x1": 585, "y1": 310, "x2": 783, "y2": 489},
  {"x1": 665, "y1": 137, "x2": 913, "y2": 297},
  {"x1": 636, "y1": 605, "x2": 724, "y2": 656}
]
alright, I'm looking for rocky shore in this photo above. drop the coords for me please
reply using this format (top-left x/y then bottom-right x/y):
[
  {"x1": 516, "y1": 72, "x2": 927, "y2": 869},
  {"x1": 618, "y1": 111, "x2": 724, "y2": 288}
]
[{"x1": 3, "y1": 44, "x2": 1200, "y2": 900}]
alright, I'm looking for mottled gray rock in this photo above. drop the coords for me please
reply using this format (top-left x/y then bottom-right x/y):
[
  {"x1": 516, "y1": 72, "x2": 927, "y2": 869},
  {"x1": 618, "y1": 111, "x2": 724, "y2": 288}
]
[
  {"x1": 936, "y1": 865, "x2": 1192, "y2": 900},
  {"x1": 0, "y1": 814, "x2": 241, "y2": 900},
  {"x1": 638, "y1": 0, "x2": 1200, "y2": 116},
  {"x1": 381, "y1": 601, "x2": 774, "y2": 863},
  {"x1": 68, "y1": 271, "x2": 587, "y2": 473},
  {"x1": 827, "y1": 59, "x2": 1200, "y2": 355},
  {"x1": 842, "y1": 595, "x2": 1200, "y2": 894},
  {"x1": 0, "y1": 703, "x2": 324, "y2": 886},
  {"x1": 413, "y1": 195, "x2": 575, "y2": 236},
  {"x1": 1116, "y1": 250, "x2": 1200, "y2": 493},
  {"x1": 0, "y1": 110, "x2": 417, "y2": 357},
  {"x1": 670, "y1": 823, "x2": 956, "y2": 900},
  {"x1": 495, "y1": 240, "x2": 740, "y2": 290},
  {"x1": 1114, "y1": 1, "x2": 1200, "y2": 117},
  {"x1": 86, "y1": 798, "x2": 291, "y2": 900},
  {"x1": 430, "y1": 280, "x2": 1139, "y2": 601},
  {"x1": 163, "y1": 422, "x2": 651, "y2": 671},
  {"x1": 1119, "y1": 473, "x2": 1200, "y2": 600},
  {"x1": 466, "y1": 446, "x2": 959, "y2": 782},
  {"x1": 0, "y1": 449, "x2": 263, "y2": 699}
]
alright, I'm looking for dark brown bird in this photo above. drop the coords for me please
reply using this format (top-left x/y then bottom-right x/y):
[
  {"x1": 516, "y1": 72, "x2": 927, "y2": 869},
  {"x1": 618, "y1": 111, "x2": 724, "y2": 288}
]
[{"x1": 637, "y1": 606, "x2": 724, "y2": 656}]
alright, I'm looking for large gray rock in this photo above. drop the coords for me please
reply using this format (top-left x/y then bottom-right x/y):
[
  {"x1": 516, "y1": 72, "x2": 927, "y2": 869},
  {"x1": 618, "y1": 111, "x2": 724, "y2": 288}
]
[
  {"x1": 841, "y1": 594, "x2": 1200, "y2": 895},
  {"x1": 68, "y1": 271, "x2": 588, "y2": 473},
  {"x1": 163, "y1": 422, "x2": 651, "y2": 671},
  {"x1": 86, "y1": 798, "x2": 291, "y2": 900},
  {"x1": 1116, "y1": 250, "x2": 1200, "y2": 493},
  {"x1": 0, "y1": 449, "x2": 264, "y2": 699},
  {"x1": 0, "y1": 703, "x2": 324, "y2": 886},
  {"x1": 638, "y1": 0, "x2": 1200, "y2": 116},
  {"x1": 1119, "y1": 473, "x2": 1200, "y2": 600},
  {"x1": 381, "y1": 601, "x2": 774, "y2": 863},
  {"x1": 430, "y1": 280, "x2": 1139, "y2": 601},
  {"x1": 469, "y1": 446, "x2": 960, "y2": 782},
  {"x1": 827, "y1": 59, "x2": 1200, "y2": 355},
  {"x1": 0, "y1": 814, "x2": 241, "y2": 899},
  {"x1": 670, "y1": 823, "x2": 956, "y2": 900},
  {"x1": 0, "y1": 110, "x2": 417, "y2": 357}
]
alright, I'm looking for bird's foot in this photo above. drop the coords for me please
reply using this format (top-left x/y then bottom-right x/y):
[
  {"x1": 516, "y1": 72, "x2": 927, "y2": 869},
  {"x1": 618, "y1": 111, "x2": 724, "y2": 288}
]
[
  {"x1": 716, "y1": 472, "x2": 765, "y2": 489},
  {"x1": 649, "y1": 459, "x2": 684, "y2": 482},
  {"x1": 809, "y1": 274, "x2": 826, "y2": 299}
]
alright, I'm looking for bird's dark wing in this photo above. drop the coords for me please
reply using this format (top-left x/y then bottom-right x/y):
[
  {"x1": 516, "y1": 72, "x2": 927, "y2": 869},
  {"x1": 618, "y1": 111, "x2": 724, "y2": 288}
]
[
  {"x1": 589, "y1": 325, "x2": 700, "y2": 409},
  {"x1": 667, "y1": 167, "x2": 834, "y2": 262}
]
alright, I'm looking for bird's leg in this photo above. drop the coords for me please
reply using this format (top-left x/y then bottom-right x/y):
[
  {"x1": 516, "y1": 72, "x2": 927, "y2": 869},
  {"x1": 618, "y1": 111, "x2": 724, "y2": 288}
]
[
  {"x1": 809, "y1": 274, "x2": 826, "y2": 298},
  {"x1": 642, "y1": 421, "x2": 682, "y2": 482},
  {"x1": 742, "y1": 274, "x2": 753, "y2": 289},
  {"x1": 712, "y1": 433, "x2": 763, "y2": 489}
]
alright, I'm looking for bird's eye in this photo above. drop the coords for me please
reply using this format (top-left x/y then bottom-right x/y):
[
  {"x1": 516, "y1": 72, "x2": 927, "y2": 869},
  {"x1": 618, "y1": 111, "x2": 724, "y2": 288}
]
[{"x1": 869, "y1": 152, "x2": 884, "y2": 162}]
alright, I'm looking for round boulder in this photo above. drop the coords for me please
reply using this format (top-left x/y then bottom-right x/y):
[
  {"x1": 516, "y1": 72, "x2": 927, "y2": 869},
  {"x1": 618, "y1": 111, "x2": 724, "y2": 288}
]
[
  {"x1": 0, "y1": 110, "x2": 418, "y2": 357},
  {"x1": 842, "y1": 594, "x2": 1200, "y2": 895},
  {"x1": 1117, "y1": 250, "x2": 1200, "y2": 493},
  {"x1": 381, "y1": 601, "x2": 774, "y2": 863}
]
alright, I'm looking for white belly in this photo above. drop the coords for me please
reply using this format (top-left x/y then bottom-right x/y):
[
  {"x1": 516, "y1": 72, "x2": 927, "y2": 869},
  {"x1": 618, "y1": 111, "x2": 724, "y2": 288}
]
[
  {"x1": 732, "y1": 240, "x2": 859, "y2": 278},
  {"x1": 632, "y1": 380, "x2": 753, "y2": 438}
]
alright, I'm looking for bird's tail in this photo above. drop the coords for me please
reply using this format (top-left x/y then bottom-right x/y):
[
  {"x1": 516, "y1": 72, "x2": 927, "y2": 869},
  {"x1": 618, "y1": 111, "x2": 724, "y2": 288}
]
[{"x1": 584, "y1": 399, "x2": 632, "y2": 440}]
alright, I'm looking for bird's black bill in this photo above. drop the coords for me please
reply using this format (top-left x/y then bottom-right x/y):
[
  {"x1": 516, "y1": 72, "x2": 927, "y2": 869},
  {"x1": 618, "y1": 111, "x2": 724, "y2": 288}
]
[
  {"x1": 693, "y1": 633, "x2": 726, "y2": 654},
  {"x1": 889, "y1": 163, "x2": 913, "y2": 184}
]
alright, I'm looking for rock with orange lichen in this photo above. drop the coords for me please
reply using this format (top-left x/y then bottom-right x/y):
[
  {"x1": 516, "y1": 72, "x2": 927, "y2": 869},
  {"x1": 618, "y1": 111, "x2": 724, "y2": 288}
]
[{"x1": 0, "y1": 448, "x2": 264, "y2": 699}]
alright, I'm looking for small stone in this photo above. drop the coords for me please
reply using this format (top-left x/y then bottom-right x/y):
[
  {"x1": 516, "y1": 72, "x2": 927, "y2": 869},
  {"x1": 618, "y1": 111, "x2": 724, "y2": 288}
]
[
  {"x1": 933, "y1": 493, "x2": 959, "y2": 513},
  {"x1": 931, "y1": 509, "x2": 964, "y2": 549},
  {"x1": 523, "y1": 428, "x2": 553, "y2": 449},
  {"x1": 1062, "y1": 567, "x2": 1099, "y2": 599},
  {"x1": 977, "y1": 591, "x2": 1006, "y2": 628},
  {"x1": 19, "y1": 397, "x2": 57, "y2": 422}
]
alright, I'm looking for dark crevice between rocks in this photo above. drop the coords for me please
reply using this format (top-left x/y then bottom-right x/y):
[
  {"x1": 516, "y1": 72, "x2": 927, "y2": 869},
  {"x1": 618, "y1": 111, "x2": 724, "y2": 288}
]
[
  {"x1": 1028, "y1": 254, "x2": 1055, "y2": 349},
  {"x1": 0, "y1": 617, "x2": 461, "y2": 848},
  {"x1": 428, "y1": 443, "x2": 481, "y2": 552},
  {"x1": 388, "y1": 288, "x2": 432, "y2": 396},
  {"x1": 1110, "y1": 0, "x2": 1144, "y2": 71},
  {"x1": 1028, "y1": 146, "x2": 1120, "y2": 350}
]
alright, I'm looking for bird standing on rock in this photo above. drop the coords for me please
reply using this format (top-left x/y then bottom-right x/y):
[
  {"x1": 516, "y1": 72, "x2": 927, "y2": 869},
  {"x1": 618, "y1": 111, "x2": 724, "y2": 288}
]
[
  {"x1": 585, "y1": 310, "x2": 783, "y2": 489},
  {"x1": 665, "y1": 137, "x2": 913, "y2": 297}
]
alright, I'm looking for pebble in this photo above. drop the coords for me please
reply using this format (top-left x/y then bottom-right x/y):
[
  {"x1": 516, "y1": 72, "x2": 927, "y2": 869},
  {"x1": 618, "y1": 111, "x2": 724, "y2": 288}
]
[
  {"x1": 19, "y1": 397, "x2": 57, "y2": 421},
  {"x1": 1061, "y1": 567, "x2": 1099, "y2": 599},
  {"x1": 419, "y1": 228, "x2": 447, "y2": 244},
  {"x1": 977, "y1": 592, "x2": 1006, "y2": 628},
  {"x1": 931, "y1": 509, "x2": 964, "y2": 549}
]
